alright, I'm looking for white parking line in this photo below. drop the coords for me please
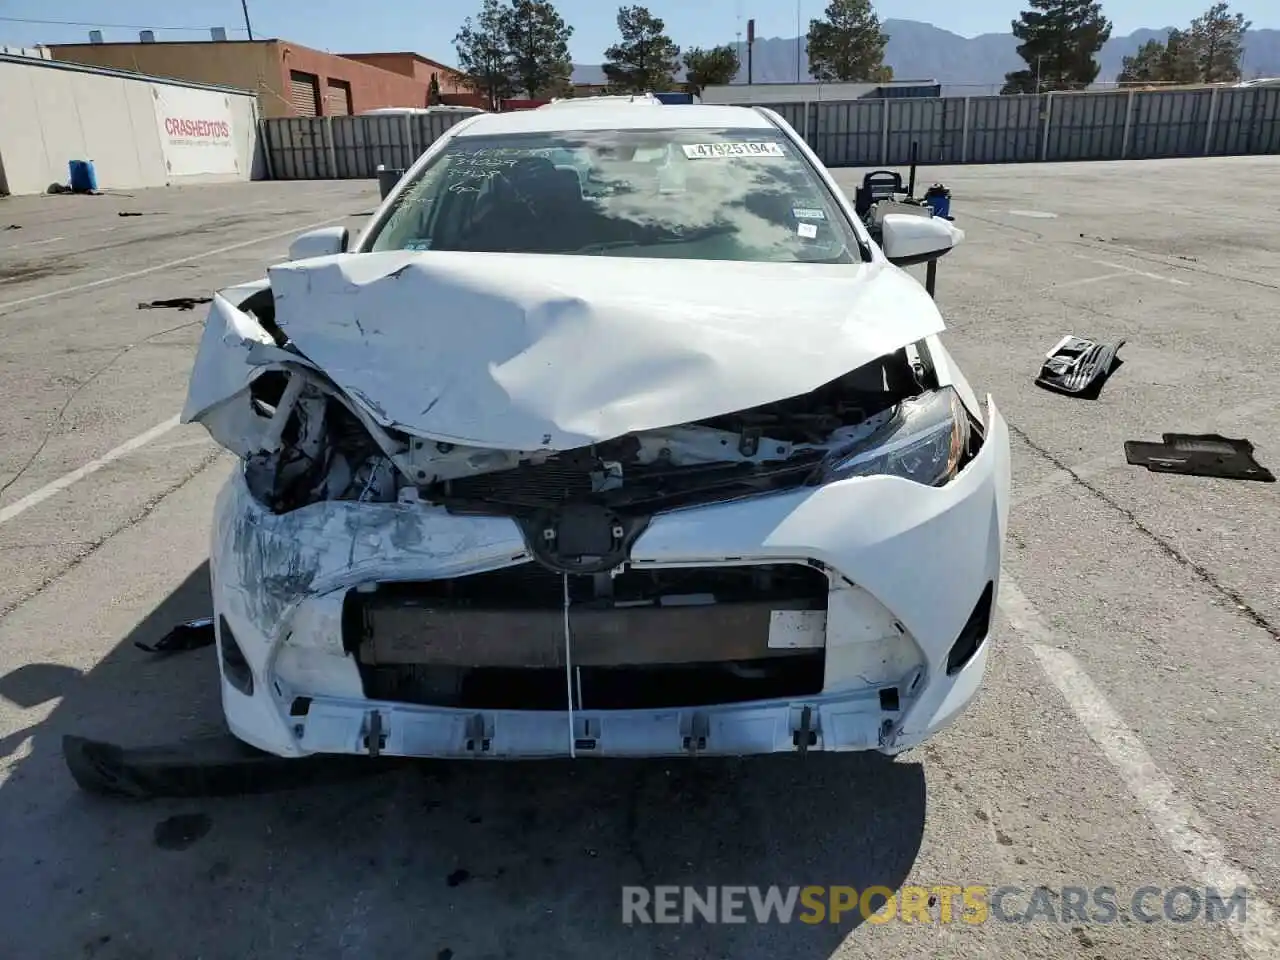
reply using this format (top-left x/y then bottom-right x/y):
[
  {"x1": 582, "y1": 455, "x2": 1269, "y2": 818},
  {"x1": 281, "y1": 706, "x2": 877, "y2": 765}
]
[
  {"x1": 0, "y1": 416, "x2": 180, "y2": 527},
  {"x1": 1077, "y1": 255, "x2": 1189, "y2": 286},
  {"x1": 0, "y1": 215, "x2": 348, "y2": 313},
  {"x1": 999, "y1": 576, "x2": 1280, "y2": 959},
  {"x1": 0, "y1": 236, "x2": 65, "y2": 251},
  {"x1": 1054, "y1": 271, "x2": 1132, "y2": 289}
]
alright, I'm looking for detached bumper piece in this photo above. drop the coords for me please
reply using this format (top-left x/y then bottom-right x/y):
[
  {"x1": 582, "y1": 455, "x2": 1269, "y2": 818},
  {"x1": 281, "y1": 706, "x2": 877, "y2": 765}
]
[
  {"x1": 1035, "y1": 335, "x2": 1125, "y2": 398},
  {"x1": 63, "y1": 733, "x2": 392, "y2": 799},
  {"x1": 133, "y1": 617, "x2": 216, "y2": 655},
  {"x1": 1125, "y1": 434, "x2": 1275, "y2": 482}
]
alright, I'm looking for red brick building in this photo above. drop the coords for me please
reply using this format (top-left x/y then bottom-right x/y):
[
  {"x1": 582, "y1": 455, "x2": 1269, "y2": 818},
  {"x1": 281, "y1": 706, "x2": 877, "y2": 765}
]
[
  {"x1": 340, "y1": 52, "x2": 485, "y2": 108},
  {"x1": 49, "y1": 37, "x2": 480, "y2": 117}
]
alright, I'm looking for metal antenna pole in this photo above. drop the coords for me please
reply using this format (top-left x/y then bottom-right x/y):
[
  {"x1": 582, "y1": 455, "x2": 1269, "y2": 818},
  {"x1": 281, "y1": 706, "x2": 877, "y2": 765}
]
[
  {"x1": 240, "y1": 0, "x2": 254, "y2": 40},
  {"x1": 796, "y1": 0, "x2": 802, "y2": 82},
  {"x1": 563, "y1": 574, "x2": 576, "y2": 758}
]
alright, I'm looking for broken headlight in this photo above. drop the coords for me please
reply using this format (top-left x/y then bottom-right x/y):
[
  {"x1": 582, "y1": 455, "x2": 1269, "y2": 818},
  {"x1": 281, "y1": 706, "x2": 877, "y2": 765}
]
[{"x1": 825, "y1": 387, "x2": 970, "y2": 486}]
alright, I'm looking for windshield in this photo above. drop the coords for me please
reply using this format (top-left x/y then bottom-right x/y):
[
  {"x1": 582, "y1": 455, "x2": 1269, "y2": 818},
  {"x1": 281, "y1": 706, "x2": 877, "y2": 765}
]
[{"x1": 366, "y1": 127, "x2": 866, "y2": 263}]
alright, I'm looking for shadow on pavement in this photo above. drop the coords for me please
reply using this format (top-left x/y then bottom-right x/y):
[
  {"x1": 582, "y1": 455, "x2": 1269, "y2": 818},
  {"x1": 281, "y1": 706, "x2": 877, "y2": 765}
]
[{"x1": 0, "y1": 561, "x2": 928, "y2": 959}]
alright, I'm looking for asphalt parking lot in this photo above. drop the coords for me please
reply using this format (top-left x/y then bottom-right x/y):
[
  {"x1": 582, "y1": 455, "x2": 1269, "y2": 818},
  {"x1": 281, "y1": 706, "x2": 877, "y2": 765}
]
[{"x1": 0, "y1": 157, "x2": 1277, "y2": 960}]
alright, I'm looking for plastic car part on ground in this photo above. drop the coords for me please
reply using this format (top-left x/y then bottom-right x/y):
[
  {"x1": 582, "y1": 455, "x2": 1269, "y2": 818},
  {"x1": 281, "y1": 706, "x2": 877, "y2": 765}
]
[
  {"x1": 134, "y1": 617, "x2": 216, "y2": 654},
  {"x1": 1035, "y1": 335, "x2": 1125, "y2": 398},
  {"x1": 63, "y1": 733, "x2": 393, "y2": 799},
  {"x1": 137, "y1": 297, "x2": 213, "y2": 311},
  {"x1": 1124, "y1": 434, "x2": 1275, "y2": 482}
]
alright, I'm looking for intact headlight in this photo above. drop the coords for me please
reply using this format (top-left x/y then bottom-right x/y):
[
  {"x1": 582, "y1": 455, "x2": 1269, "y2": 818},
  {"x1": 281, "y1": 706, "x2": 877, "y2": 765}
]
[{"x1": 825, "y1": 387, "x2": 971, "y2": 486}]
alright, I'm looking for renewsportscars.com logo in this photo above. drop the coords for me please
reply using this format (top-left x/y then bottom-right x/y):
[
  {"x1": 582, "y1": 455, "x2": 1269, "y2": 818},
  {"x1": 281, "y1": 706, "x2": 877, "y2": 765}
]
[{"x1": 621, "y1": 885, "x2": 1251, "y2": 925}]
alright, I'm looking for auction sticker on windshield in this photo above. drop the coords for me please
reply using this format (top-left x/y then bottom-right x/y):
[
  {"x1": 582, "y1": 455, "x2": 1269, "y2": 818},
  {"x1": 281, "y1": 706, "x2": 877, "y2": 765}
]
[{"x1": 681, "y1": 142, "x2": 786, "y2": 159}]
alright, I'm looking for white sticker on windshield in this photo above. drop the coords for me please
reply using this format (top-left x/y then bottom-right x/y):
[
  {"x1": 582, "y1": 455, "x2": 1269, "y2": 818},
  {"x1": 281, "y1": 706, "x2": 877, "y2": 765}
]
[
  {"x1": 793, "y1": 207, "x2": 825, "y2": 220},
  {"x1": 681, "y1": 142, "x2": 785, "y2": 159},
  {"x1": 797, "y1": 222, "x2": 818, "y2": 239}
]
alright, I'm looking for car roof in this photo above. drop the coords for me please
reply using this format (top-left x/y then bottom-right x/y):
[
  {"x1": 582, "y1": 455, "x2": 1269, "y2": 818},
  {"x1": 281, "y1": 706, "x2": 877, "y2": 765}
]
[
  {"x1": 454, "y1": 103, "x2": 775, "y2": 136},
  {"x1": 542, "y1": 94, "x2": 664, "y2": 107}
]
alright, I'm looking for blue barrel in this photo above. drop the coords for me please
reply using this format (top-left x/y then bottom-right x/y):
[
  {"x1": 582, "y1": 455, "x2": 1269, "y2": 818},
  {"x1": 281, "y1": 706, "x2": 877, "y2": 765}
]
[
  {"x1": 924, "y1": 183, "x2": 952, "y2": 219},
  {"x1": 69, "y1": 159, "x2": 98, "y2": 193}
]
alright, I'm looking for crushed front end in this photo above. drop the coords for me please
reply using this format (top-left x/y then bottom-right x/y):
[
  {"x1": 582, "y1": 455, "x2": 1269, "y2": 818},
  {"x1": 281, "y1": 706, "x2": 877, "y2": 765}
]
[{"x1": 197, "y1": 278, "x2": 1010, "y2": 759}]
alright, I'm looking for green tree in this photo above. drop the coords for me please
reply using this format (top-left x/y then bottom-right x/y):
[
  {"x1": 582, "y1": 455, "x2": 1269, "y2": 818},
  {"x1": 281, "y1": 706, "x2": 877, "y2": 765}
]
[
  {"x1": 804, "y1": 0, "x2": 891, "y2": 83},
  {"x1": 1189, "y1": 1, "x2": 1251, "y2": 83},
  {"x1": 1116, "y1": 39, "x2": 1165, "y2": 85},
  {"x1": 543, "y1": 74, "x2": 577, "y2": 98},
  {"x1": 1001, "y1": 0, "x2": 1113, "y2": 94},
  {"x1": 1117, "y1": 28, "x2": 1198, "y2": 86},
  {"x1": 682, "y1": 44, "x2": 740, "y2": 95},
  {"x1": 454, "y1": 0, "x2": 517, "y2": 110},
  {"x1": 427, "y1": 73, "x2": 443, "y2": 105},
  {"x1": 602, "y1": 6, "x2": 681, "y2": 92},
  {"x1": 1158, "y1": 29, "x2": 1202, "y2": 82},
  {"x1": 503, "y1": 0, "x2": 575, "y2": 97}
]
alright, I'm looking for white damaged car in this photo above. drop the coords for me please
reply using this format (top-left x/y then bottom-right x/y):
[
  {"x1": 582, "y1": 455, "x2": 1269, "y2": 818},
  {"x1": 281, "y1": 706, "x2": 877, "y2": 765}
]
[{"x1": 184, "y1": 103, "x2": 1010, "y2": 760}]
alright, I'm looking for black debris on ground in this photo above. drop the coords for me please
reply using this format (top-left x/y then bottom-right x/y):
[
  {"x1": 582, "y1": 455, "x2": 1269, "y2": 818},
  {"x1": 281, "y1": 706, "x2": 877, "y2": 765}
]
[
  {"x1": 1124, "y1": 434, "x2": 1275, "y2": 482},
  {"x1": 63, "y1": 734, "x2": 397, "y2": 799},
  {"x1": 137, "y1": 297, "x2": 213, "y2": 311},
  {"x1": 134, "y1": 617, "x2": 216, "y2": 655},
  {"x1": 1035, "y1": 335, "x2": 1125, "y2": 398},
  {"x1": 446, "y1": 869, "x2": 471, "y2": 887},
  {"x1": 117, "y1": 211, "x2": 144, "y2": 217},
  {"x1": 153, "y1": 813, "x2": 213, "y2": 851},
  {"x1": 4, "y1": 224, "x2": 20, "y2": 230}
]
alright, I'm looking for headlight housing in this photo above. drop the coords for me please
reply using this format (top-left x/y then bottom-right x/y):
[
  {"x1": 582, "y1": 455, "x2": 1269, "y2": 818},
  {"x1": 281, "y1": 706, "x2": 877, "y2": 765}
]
[{"x1": 824, "y1": 387, "x2": 972, "y2": 486}]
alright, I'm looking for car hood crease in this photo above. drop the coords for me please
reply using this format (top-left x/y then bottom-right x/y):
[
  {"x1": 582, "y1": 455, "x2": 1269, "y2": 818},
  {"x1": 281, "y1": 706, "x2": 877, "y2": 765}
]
[{"x1": 201, "y1": 250, "x2": 946, "y2": 452}]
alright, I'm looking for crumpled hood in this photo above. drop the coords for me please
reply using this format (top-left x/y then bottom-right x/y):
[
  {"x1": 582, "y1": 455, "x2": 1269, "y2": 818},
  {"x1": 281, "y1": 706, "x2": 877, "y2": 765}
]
[{"x1": 256, "y1": 250, "x2": 944, "y2": 451}]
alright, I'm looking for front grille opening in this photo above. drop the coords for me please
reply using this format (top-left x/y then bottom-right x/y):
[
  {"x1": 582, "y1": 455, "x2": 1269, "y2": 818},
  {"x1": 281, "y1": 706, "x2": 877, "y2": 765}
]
[
  {"x1": 355, "y1": 561, "x2": 830, "y2": 615},
  {"x1": 346, "y1": 562, "x2": 830, "y2": 709},
  {"x1": 361, "y1": 653, "x2": 824, "y2": 711},
  {"x1": 878, "y1": 686, "x2": 900, "y2": 712},
  {"x1": 946, "y1": 581, "x2": 994, "y2": 676}
]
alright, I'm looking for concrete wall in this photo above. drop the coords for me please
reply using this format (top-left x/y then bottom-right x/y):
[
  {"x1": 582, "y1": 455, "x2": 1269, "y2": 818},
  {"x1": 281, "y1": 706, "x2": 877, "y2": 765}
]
[
  {"x1": 0, "y1": 56, "x2": 262, "y2": 196},
  {"x1": 51, "y1": 40, "x2": 432, "y2": 118}
]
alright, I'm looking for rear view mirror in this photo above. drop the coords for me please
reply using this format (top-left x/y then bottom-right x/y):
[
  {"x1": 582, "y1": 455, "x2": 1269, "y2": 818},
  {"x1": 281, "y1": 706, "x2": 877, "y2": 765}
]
[
  {"x1": 880, "y1": 214, "x2": 965, "y2": 267},
  {"x1": 288, "y1": 226, "x2": 349, "y2": 262}
]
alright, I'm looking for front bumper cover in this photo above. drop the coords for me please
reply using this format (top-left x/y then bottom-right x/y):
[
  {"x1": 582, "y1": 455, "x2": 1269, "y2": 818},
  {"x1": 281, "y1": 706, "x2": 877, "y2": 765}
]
[{"x1": 210, "y1": 398, "x2": 1010, "y2": 760}]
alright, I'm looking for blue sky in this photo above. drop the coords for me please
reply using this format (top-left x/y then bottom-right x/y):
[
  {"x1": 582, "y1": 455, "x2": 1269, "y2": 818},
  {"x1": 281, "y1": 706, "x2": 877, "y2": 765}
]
[{"x1": 3, "y1": 1, "x2": 1272, "y2": 65}]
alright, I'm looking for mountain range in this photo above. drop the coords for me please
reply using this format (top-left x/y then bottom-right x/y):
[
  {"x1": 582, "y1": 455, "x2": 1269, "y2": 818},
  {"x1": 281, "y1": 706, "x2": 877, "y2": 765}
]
[{"x1": 571, "y1": 19, "x2": 1280, "y2": 94}]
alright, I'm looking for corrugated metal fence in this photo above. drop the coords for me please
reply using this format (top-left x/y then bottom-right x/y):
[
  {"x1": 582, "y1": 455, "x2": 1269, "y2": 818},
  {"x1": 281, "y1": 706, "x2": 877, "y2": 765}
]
[
  {"x1": 262, "y1": 112, "x2": 473, "y2": 179},
  {"x1": 759, "y1": 86, "x2": 1280, "y2": 167},
  {"x1": 260, "y1": 86, "x2": 1280, "y2": 180}
]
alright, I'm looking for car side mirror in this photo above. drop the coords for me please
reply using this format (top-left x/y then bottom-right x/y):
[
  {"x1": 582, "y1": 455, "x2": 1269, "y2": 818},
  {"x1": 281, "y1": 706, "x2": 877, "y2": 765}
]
[
  {"x1": 881, "y1": 213, "x2": 965, "y2": 267},
  {"x1": 288, "y1": 226, "x2": 349, "y2": 262}
]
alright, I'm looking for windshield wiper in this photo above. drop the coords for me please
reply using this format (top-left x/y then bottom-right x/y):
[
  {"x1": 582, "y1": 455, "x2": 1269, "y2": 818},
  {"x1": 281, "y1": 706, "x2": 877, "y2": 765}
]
[{"x1": 568, "y1": 225, "x2": 735, "y2": 255}]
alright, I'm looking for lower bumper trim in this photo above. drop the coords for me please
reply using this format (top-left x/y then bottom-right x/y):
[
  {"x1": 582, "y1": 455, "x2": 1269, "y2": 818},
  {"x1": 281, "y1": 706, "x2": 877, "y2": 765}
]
[{"x1": 294, "y1": 689, "x2": 890, "y2": 759}]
